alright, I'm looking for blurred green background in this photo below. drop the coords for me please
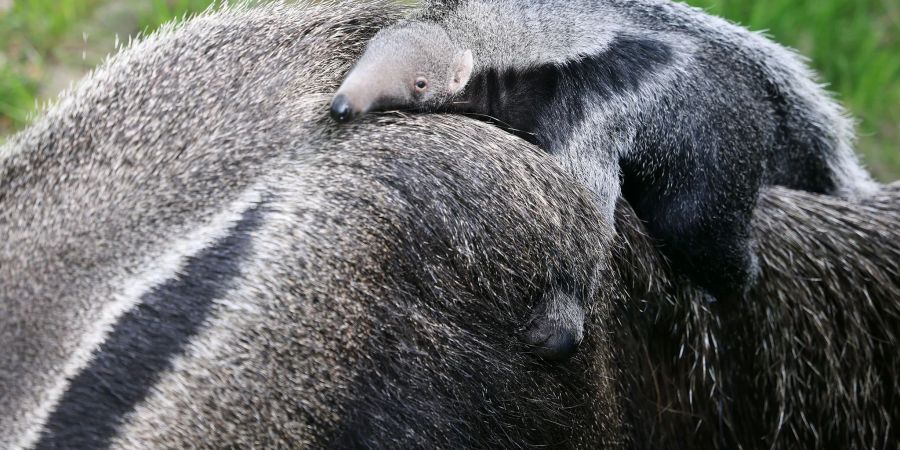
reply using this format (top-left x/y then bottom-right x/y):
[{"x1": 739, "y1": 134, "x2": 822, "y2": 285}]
[{"x1": 1, "y1": 0, "x2": 897, "y2": 180}]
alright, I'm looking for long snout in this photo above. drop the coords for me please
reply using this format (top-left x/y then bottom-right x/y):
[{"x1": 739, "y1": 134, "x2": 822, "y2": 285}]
[
  {"x1": 329, "y1": 70, "x2": 379, "y2": 123},
  {"x1": 329, "y1": 87, "x2": 374, "y2": 124},
  {"x1": 330, "y1": 62, "x2": 408, "y2": 123},
  {"x1": 329, "y1": 94, "x2": 354, "y2": 122}
]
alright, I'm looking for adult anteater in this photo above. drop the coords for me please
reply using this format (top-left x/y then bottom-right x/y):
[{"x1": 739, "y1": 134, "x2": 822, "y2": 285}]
[{"x1": 1, "y1": 1, "x2": 896, "y2": 449}]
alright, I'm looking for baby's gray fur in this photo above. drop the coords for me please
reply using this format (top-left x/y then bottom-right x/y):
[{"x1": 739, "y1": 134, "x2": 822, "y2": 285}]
[
  {"x1": 1, "y1": 1, "x2": 897, "y2": 448},
  {"x1": 331, "y1": 0, "x2": 882, "y2": 360}
]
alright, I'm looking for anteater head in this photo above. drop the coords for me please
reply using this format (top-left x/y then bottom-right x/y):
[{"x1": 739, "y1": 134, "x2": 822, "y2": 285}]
[{"x1": 330, "y1": 22, "x2": 473, "y2": 122}]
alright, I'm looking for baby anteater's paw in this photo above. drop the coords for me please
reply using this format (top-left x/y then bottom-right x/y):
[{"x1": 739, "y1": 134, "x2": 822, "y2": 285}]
[
  {"x1": 520, "y1": 286, "x2": 585, "y2": 362},
  {"x1": 703, "y1": 244, "x2": 761, "y2": 303}
]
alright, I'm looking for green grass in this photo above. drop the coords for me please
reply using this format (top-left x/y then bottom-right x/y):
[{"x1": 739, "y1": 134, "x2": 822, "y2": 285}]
[
  {"x1": 0, "y1": 0, "x2": 104, "y2": 131},
  {"x1": 1, "y1": 0, "x2": 898, "y2": 179},
  {"x1": 683, "y1": 0, "x2": 900, "y2": 180},
  {"x1": 0, "y1": 0, "x2": 218, "y2": 135},
  {"x1": 136, "y1": 0, "x2": 221, "y2": 32}
]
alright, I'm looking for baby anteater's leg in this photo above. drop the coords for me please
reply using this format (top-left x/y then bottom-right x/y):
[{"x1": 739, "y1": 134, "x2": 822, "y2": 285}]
[
  {"x1": 519, "y1": 151, "x2": 617, "y2": 362},
  {"x1": 640, "y1": 184, "x2": 761, "y2": 301},
  {"x1": 520, "y1": 278, "x2": 585, "y2": 362}
]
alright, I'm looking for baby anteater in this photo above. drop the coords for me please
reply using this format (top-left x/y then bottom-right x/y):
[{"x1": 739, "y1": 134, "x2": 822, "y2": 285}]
[{"x1": 330, "y1": 0, "x2": 878, "y2": 361}]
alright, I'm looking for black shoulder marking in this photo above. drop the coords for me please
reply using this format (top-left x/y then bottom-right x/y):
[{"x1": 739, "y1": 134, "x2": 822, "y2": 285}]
[
  {"x1": 35, "y1": 203, "x2": 264, "y2": 450},
  {"x1": 453, "y1": 36, "x2": 673, "y2": 149},
  {"x1": 580, "y1": 36, "x2": 674, "y2": 97}
]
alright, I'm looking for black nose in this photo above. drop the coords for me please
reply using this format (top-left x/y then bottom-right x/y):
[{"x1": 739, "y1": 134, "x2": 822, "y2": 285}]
[{"x1": 330, "y1": 94, "x2": 353, "y2": 123}]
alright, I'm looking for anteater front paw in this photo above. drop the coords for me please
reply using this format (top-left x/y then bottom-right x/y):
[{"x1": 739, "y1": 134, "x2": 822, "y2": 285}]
[{"x1": 519, "y1": 287, "x2": 585, "y2": 362}]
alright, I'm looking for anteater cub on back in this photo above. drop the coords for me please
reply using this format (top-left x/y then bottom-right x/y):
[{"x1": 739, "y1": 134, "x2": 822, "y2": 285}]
[{"x1": 329, "y1": 0, "x2": 878, "y2": 361}]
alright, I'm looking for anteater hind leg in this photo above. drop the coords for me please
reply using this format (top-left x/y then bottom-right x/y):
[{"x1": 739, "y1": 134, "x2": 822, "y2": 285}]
[{"x1": 520, "y1": 278, "x2": 585, "y2": 362}]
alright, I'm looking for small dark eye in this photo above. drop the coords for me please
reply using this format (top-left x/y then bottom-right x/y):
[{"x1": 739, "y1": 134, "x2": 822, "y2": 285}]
[{"x1": 415, "y1": 78, "x2": 428, "y2": 90}]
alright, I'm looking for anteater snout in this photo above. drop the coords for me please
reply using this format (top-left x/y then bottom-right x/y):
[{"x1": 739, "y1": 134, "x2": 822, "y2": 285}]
[{"x1": 330, "y1": 94, "x2": 353, "y2": 123}]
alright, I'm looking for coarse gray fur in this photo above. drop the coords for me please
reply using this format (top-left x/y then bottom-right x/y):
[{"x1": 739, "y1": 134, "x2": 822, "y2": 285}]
[
  {"x1": 348, "y1": 0, "x2": 880, "y2": 205},
  {"x1": 1, "y1": 1, "x2": 897, "y2": 449},
  {"x1": 331, "y1": 0, "x2": 883, "y2": 359}
]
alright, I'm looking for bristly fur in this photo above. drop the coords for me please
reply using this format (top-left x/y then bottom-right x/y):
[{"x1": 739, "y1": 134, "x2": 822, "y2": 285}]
[
  {"x1": 613, "y1": 183, "x2": 900, "y2": 449},
  {"x1": 1, "y1": 1, "x2": 897, "y2": 449},
  {"x1": 335, "y1": 0, "x2": 883, "y2": 339}
]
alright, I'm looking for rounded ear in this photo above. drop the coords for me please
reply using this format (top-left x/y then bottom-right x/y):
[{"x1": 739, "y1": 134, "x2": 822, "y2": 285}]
[{"x1": 448, "y1": 49, "x2": 474, "y2": 95}]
